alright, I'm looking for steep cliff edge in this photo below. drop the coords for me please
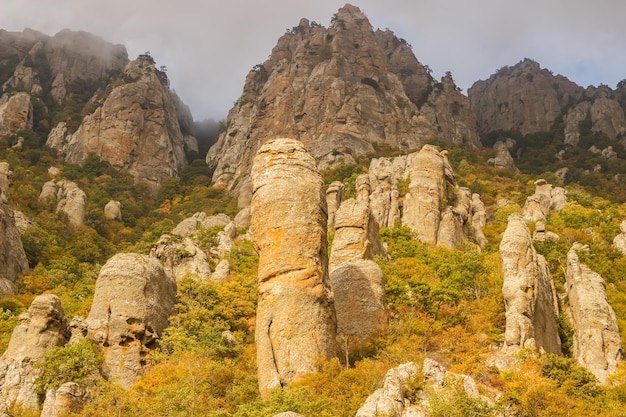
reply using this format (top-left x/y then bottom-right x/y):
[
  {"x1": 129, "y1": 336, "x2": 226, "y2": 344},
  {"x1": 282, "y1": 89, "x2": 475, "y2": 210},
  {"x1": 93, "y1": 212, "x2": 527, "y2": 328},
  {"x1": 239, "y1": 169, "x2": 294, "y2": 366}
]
[{"x1": 206, "y1": 4, "x2": 481, "y2": 195}]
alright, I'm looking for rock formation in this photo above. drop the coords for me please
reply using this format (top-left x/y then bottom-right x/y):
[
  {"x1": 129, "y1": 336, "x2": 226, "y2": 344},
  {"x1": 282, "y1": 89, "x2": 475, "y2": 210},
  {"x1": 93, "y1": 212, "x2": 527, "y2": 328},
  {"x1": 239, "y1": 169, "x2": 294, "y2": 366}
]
[
  {"x1": 0, "y1": 92, "x2": 32, "y2": 137},
  {"x1": 522, "y1": 179, "x2": 566, "y2": 223},
  {"x1": 565, "y1": 244, "x2": 623, "y2": 383},
  {"x1": 487, "y1": 140, "x2": 519, "y2": 173},
  {"x1": 150, "y1": 234, "x2": 212, "y2": 282},
  {"x1": 103, "y1": 200, "x2": 121, "y2": 221},
  {"x1": 250, "y1": 138, "x2": 336, "y2": 397},
  {"x1": 500, "y1": 214, "x2": 561, "y2": 355},
  {"x1": 469, "y1": 59, "x2": 583, "y2": 136},
  {"x1": 613, "y1": 220, "x2": 626, "y2": 256},
  {"x1": 171, "y1": 212, "x2": 230, "y2": 237},
  {"x1": 0, "y1": 295, "x2": 70, "y2": 410},
  {"x1": 86, "y1": 253, "x2": 176, "y2": 386},
  {"x1": 207, "y1": 4, "x2": 481, "y2": 195},
  {"x1": 39, "y1": 179, "x2": 86, "y2": 227},
  {"x1": 0, "y1": 163, "x2": 29, "y2": 296},
  {"x1": 326, "y1": 181, "x2": 344, "y2": 230},
  {"x1": 40, "y1": 382, "x2": 86, "y2": 417},
  {"x1": 46, "y1": 54, "x2": 190, "y2": 189},
  {"x1": 328, "y1": 175, "x2": 386, "y2": 345},
  {"x1": 355, "y1": 362, "x2": 419, "y2": 417}
]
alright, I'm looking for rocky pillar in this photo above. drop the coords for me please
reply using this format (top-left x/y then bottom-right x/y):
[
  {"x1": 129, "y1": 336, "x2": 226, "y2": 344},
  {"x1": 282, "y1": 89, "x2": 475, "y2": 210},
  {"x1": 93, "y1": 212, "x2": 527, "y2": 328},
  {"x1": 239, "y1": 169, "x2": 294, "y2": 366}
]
[{"x1": 250, "y1": 138, "x2": 336, "y2": 397}]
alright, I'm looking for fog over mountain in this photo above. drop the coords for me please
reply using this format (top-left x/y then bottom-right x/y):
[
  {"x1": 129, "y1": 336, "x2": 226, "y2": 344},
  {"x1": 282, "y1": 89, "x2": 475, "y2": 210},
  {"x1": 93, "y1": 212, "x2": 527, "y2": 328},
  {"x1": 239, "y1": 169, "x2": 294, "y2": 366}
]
[{"x1": 1, "y1": 0, "x2": 624, "y2": 120}]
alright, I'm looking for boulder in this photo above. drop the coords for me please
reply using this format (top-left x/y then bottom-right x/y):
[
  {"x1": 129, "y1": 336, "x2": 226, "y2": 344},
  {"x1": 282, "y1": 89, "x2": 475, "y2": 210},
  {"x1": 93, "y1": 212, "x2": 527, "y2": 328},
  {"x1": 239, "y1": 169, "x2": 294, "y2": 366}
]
[
  {"x1": 38, "y1": 179, "x2": 86, "y2": 227},
  {"x1": 500, "y1": 214, "x2": 561, "y2": 355},
  {"x1": 211, "y1": 259, "x2": 231, "y2": 282},
  {"x1": 355, "y1": 362, "x2": 419, "y2": 417},
  {"x1": 613, "y1": 220, "x2": 626, "y2": 256},
  {"x1": 234, "y1": 207, "x2": 251, "y2": 230},
  {"x1": 0, "y1": 295, "x2": 70, "y2": 410},
  {"x1": 86, "y1": 253, "x2": 176, "y2": 386},
  {"x1": 566, "y1": 244, "x2": 623, "y2": 383},
  {"x1": 250, "y1": 138, "x2": 336, "y2": 397},
  {"x1": 487, "y1": 140, "x2": 519, "y2": 173},
  {"x1": 103, "y1": 200, "x2": 122, "y2": 221}
]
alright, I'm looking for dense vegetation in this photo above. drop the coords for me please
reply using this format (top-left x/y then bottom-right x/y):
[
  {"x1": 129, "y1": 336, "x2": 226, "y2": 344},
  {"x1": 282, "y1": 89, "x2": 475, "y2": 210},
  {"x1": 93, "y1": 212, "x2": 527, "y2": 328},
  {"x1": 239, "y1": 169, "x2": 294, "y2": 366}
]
[{"x1": 1, "y1": 118, "x2": 626, "y2": 415}]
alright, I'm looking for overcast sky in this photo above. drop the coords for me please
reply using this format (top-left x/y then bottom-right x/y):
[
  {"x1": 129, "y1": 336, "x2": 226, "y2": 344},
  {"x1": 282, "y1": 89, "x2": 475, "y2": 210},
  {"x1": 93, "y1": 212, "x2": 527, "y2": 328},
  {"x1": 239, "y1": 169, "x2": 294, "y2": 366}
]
[{"x1": 1, "y1": 0, "x2": 624, "y2": 121}]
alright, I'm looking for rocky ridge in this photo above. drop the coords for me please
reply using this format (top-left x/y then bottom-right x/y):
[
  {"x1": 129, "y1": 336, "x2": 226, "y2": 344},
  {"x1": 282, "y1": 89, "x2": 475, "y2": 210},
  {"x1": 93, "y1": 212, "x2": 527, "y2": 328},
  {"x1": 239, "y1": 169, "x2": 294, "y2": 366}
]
[{"x1": 206, "y1": 4, "x2": 481, "y2": 198}]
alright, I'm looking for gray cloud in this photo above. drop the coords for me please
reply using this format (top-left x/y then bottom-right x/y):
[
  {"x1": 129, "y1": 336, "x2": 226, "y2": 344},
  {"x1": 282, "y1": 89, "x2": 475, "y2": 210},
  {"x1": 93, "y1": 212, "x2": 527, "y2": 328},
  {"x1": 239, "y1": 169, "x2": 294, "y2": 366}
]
[{"x1": 1, "y1": 0, "x2": 624, "y2": 120}]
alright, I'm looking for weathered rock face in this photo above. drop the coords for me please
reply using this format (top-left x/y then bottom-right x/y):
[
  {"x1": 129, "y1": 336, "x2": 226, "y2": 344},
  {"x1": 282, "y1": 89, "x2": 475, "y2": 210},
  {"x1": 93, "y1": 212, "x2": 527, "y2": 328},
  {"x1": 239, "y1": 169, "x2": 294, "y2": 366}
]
[
  {"x1": 103, "y1": 200, "x2": 121, "y2": 221},
  {"x1": 0, "y1": 295, "x2": 70, "y2": 410},
  {"x1": 487, "y1": 140, "x2": 519, "y2": 173},
  {"x1": 0, "y1": 92, "x2": 33, "y2": 137},
  {"x1": 521, "y1": 179, "x2": 566, "y2": 223},
  {"x1": 0, "y1": 163, "x2": 11, "y2": 204},
  {"x1": 564, "y1": 101, "x2": 592, "y2": 146},
  {"x1": 0, "y1": 203, "x2": 29, "y2": 296},
  {"x1": 566, "y1": 244, "x2": 623, "y2": 383},
  {"x1": 86, "y1": 253, "x2": 176, "y2": 386},
  {"x1": 150, "y1": 234, "x2": 212, "y2": 282},
  {"x1": 43, "y1": 29, "x2": 128, "y2": 103},
  {"x1": 46, "y1": 55, "x2": 189, "y2": 189},
  {"x1": 206, "y1": 4, "x2": 481, "y2": 194},
  {"x1": 469, "y1": 59, "x2": 583, "y2": 136},
  {"x1": 250, "y1": 138, "x2": 336, "y2": 397},
  {"x1": 326, "y1": 181, "x2": 345, "y2": 230},
  {"x1": 39, "y1": 179, "x2": 86, "y2": 227},
  {"x1": 40, "y1": 382, "x2": 86, "y2": 417},
  {"x1": 500, "y1": 214, "x2": 561, "y2": 355}
]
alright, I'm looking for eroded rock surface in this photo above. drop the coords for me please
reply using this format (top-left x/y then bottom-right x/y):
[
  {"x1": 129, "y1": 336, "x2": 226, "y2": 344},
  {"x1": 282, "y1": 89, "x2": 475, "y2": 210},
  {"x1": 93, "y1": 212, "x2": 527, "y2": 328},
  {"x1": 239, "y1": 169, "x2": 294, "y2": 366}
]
[
  {"x1": 150, "y1": 234, "x2": 212, "y2": 282},
  {"x1": 0, "y1": 295, "x2": 70, "y2": 410},
  {"x1": 103, "y1": 200, "x2": 121, "y2": 221},
  {"x1": 487, "y1": 140, "x2": 519, "y2": 173},
  {"x1": 40, "y1": 382, "x2": 86, "y2": 417},
  {"x1": 86, "y1": 253, "x2": 176, "y2": 386},
  {"x1": 250, "y1": 138, "x2": 336, "y2": 397},
  {"x1": 566, "y1": 244, "x2": 623, "y2": 383},
  {"x1": 500, "y1": 214, "x2": 561, "y2": 355},
  {"x1": 0, "y1": 92, "x2": 32, "y2": 137},
  {"x1": 613, "y1": 220, "x2": 626, "y2": 256}
]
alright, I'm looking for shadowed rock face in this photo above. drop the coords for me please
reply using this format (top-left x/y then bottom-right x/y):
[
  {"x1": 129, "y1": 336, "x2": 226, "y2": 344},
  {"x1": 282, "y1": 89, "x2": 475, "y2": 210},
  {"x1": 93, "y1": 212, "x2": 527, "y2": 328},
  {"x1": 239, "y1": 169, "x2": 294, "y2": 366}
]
[
  {"x1": 207, "y1": 4, "x2": 480, "y2": 196},
  {"x1": 86, "y1": 253, "x2": 176, "y2": 387},
  {"x1": 0, "y1": 294, "x2": 70, "y2": 410},
  {"x1": 250, "y1": 138, "x2": 336, "y2": 397},
  {"x1": 47, "y1": 55, "x2": 188, "y2": 189},
  {"x1": 566, "y1": 244, "x2": 623, "y2": 384},
  {"x1": 500, "y1": 214, "x2": 561, "y2": 355}
]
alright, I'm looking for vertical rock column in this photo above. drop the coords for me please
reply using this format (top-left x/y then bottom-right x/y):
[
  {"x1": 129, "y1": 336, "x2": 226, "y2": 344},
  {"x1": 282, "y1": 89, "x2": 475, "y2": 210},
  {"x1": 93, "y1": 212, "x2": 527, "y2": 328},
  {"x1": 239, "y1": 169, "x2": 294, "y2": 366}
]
[
  {"x1": 250, "y1": 138, "x2": 337, "y2": 397},
  {"x1": 566, "y1": 244, "x2": 623, "y2": 383},
  {"x1": 500, "y1": 214, "x2": 562, "y2": 355}
]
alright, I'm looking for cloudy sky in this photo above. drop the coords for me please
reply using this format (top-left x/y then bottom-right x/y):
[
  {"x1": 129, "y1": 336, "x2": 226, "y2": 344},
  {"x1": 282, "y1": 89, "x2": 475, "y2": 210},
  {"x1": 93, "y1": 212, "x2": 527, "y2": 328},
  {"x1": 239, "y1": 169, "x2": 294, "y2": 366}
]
[{"x1": 1, "y1": 0, "x2": 624, "y2": 121}]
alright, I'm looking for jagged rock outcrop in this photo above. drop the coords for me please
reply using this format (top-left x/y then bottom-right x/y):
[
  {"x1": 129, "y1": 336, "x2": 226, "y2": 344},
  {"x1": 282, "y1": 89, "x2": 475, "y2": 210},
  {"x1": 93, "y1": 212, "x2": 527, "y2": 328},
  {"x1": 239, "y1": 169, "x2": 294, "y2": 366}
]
[
  {"x1": 86, "y1": 253, "x2": 176, "y2": 386},
  {"x1": 39, "y1": 179, "x2": 86, "y2": 227},
  {"x1": 0, "y1": 295, "x2": 70, "y2": 411},
  {"x1": 487, "y1": 140, "x2": 519, "y2": 173},
  {"x1": 250, "y1": 138, "x2": 336, "y2": 397},
  {"x1": 46, "y1": 55, "x2": 190, "y2": 189},
  {"x1": 207, "y1": 4, "x2": 480, "y2": 195},
  {"x1": 366, "y1": 146, "x2": 487, "y2": 248},
  {"x1": 150, "y1": 234, "x2": 212, "y2": 282},
  {"x1": 566, "y1": 244, "x2": 623, "y2": 383},
  {"x1": 40, "y1": 382, "x2": 86, "y2": 417},
  {"x1": 613, "y1": 220, "x2": 626, "y2": 256},
  {"x1": 328, "y1": 175, "x2": 386, "y2": 343},
  {"x1": 521, "y1": 179, "x2": 566, "y2": 223},
  {"x1": 469, "y1": 59, "x2": 583, "y2": 136},
  {"x1": 500, "y1": 214, "x2": 561, "y2": 355},
  {"x1": 0, "y1": 92, "x2": 32, "y2": 137},
  {"x1": 564, "y1": 101, "x2": 592, "y2": 146},
  {"x1": 103, "y1": 200, "x2": 121, "y2": 221},
  {"x1": 171, "y1": 212, "x2": 230, "y2": 237},
  {"x1": 356, "y1": 359, "x2": 484, "y2": 417}
]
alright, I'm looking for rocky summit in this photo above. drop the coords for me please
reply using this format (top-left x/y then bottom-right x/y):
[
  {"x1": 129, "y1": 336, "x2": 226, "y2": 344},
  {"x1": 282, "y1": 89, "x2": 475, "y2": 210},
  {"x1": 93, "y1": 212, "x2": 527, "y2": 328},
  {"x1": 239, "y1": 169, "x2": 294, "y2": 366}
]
[{"x1": 207, "y1": 4, "x2": 481, "y2": 198}]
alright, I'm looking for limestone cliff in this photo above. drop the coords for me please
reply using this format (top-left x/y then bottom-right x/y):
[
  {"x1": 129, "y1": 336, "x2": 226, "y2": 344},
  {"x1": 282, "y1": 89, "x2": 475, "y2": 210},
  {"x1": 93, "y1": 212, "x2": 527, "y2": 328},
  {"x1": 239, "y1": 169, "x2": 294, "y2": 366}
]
[
  {"x1": 206, "y1": 4, "x2": 481, "y2": 194},
  {"x1": 46, "y1": 55, "x2": 188, "y2": 188}
]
